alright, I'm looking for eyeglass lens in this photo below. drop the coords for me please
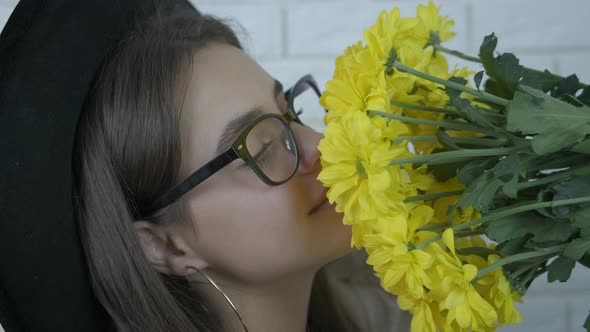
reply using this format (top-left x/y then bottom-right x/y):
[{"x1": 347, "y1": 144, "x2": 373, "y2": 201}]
[
  {"x1": 292, "y1": 81, "x2": 325, "y2": 133},
  {"x1": 245, "y1": 117, "x2": 297, "y2": 182}
]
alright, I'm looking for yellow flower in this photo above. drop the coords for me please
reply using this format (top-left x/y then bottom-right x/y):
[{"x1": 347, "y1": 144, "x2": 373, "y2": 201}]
[
  {"x1": 398, "y1": 292, "x2": 446, "y2": 332},
  {"x1": 471, "y1": 255, "x2": 524, "y2": 326},
  {"x1": 433, "y1": 229, "x2": 498, "y2": 330},
  {"x1": 321, "y1": 54, "x2": 389, "y2": 124},
  {"x1": 318, "y1": 111, "x2": 407, "y2": 223},
  {"x1": 364, "y1": 8, "x2": 418, "y2": 66},
  {"x1": 414, "y1": 1, "x2": 456, "y2": 50},
  {"x1": 451, "y1": 204, "x2": 482, "y2": 228},
  {"x1": 428, "y1": 178, "x2": 465, "y2": 224},
  {"x1": 364, "y1": 209, "x2": 436, "y2": 298}
]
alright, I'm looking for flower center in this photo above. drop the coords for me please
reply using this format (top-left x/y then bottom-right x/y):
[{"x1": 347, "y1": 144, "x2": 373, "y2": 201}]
[
  {"x1": 355, "y1": 159, "x2": 368, "y2": 179},
  {"x1": 385, "y1": 48, "x2": 398, "y2": 75},
  {"x1": 425, "y1": 30, "x2": 441, "y2": 55}
]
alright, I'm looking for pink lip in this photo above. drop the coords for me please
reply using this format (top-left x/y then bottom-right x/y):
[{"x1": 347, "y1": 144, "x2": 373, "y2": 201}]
[{"x1": 308, "y1": 189, "x2": 330, "y2": 215}]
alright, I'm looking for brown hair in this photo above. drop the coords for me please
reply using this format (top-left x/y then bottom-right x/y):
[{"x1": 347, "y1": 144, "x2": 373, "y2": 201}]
[{"x1": 72, "y1": 6, "x2": 349, "y2": 332}]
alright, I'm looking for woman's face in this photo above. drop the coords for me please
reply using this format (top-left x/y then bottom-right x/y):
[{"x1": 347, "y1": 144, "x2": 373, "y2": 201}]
[{"x1": 175, "y1": 42, "x2": 352, "y2": 284}]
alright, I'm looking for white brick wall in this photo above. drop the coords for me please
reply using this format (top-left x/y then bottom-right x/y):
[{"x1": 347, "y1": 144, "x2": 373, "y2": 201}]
[{"x1": 1, "y1": 0, "x2": 589, "y2": 331}]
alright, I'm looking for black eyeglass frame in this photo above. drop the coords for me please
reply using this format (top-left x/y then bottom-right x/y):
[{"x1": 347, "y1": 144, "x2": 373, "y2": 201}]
[{"x1": 142, "y1": 74, "x2": 322, "y2": 216}]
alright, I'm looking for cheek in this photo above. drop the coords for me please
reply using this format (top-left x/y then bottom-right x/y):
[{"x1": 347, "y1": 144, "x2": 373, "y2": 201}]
[{"x1": 186, "y1": 183, "x2": 352, "y2": 283}]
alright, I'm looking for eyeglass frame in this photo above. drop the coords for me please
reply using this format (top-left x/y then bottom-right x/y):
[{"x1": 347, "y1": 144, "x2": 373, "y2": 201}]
[{"x1": 142, "y1": 74, "x2": 322, "y2": 216}]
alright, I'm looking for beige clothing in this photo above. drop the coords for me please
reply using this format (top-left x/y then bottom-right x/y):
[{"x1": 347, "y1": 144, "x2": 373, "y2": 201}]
[{"x1": 318, "y1": 249, "x2": 412, "y2": 331}]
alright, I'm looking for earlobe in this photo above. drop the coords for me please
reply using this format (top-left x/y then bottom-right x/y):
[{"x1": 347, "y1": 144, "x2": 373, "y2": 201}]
[{"x1": 133, "y1": 221, "x2": 208, "y2": 276}]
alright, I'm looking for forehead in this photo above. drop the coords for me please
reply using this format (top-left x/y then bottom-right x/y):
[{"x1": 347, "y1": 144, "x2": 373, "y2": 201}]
[{"x1": 178, "y1": 43, "x2": 276, "y2": 173}]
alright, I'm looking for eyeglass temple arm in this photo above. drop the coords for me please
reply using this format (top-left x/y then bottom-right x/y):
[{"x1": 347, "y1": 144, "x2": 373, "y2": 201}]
[{"x1": 143, "y1": 149, "x2": 238, "y2": 216}]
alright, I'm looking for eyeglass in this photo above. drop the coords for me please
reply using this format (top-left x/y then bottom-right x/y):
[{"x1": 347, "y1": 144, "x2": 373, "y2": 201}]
[{"x1": 142, "y1": 74, "x2": 323, "y2": 216}]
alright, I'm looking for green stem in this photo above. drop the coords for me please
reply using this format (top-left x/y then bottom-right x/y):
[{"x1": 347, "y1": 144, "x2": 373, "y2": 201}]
[
  {"x1": 393, "y1": 61, "x2": 510, "y2": 107},
  {"x1": 404, "y1": 190, "x2": 464, "y2": 203},
  {"x1": 416, "y1": 195, "x2": 590, "y2": 250},
  {"x1": 392, "y1": 135, "x2": 507, "y2": 148},
  {"x1": 511, "y1": 260, "x2": 543, "y2": 278},
  {"x1": 515, "y1": 164, "x2": 590, "y2": 190},
  {"x1": 389, "y1": 145, "x2": 526, "y2": 166},
  {"x1": 476, "y1": 244, "x2": 565, "y2": 279},
  {"x1": 417, "y1": 222, "x2": 449, "y2": 232},
  {"x1": 455, "y1": 228, "x2": 485, "y2": 238},
  {"x1": 435, "y1": 45, "x2": 482, "y2": 63},
  {"x1": 368, "y1": 110, "x2": 494, "y2": 135},
  {"x1": 434, "y1": 45, "x2": 588, "y2": 89},
  {"x1": 391, "y1": 100, "x2": 460, "y2": 115}
]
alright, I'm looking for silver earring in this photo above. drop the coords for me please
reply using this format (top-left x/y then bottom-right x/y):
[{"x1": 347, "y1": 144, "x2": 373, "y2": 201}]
[{"x1": 187, "y1": 266, "x2": 249, "y2": 332}]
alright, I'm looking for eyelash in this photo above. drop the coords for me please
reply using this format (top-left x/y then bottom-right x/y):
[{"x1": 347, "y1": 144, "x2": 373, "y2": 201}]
[{"x1": 239, "y1": 141, "x2": 272, "y2": 169}]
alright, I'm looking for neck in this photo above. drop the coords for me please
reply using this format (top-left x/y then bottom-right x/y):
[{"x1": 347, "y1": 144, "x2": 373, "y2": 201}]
[{"x1": 191, "y1": 268, "x2": 318, "y2": 332}]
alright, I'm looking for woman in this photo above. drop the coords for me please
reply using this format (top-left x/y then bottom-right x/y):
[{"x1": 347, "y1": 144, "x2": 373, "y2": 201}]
[{"x1": 0, "y1": 0, "x2": 410, "y2": 331}]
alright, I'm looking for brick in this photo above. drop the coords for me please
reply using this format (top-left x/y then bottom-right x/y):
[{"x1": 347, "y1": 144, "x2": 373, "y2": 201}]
[
  {"x1": 286, "y1": 2, "x2": 468, "y2": 57},
  {"x1": 556, "y1": 53, "x2": 590, "y2": 84},
  {"x1": 0, "y1": 0, "x2": 18, "y2": 8},
  {"x1": 567, "y1": 295, "x2": 590, "y2": 332},
  {"x1": 499, "y1": 296, "x2": 568, "y2": 332},
  {"x1": 470, "y1": 0, "x2": 590, "y2": 54},
  {"x1": 194, "y1": 3, "x2": 282, "y2": 59},
  {"x1": 0, "y1": 5, "x2": 14, "y2": 31}
]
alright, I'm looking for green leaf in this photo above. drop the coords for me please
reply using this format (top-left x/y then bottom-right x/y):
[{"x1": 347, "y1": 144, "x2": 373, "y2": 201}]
[
  {"x1": 458, "y1": 171, "x2": 504, "y2": 212},
  {"x1": 479, "y1": 34, "x2": 497, "y2": 71},
  {"x1": 584, "y1": 311, "x2": 590, "y2": 332},
  {"x1": 485, "y1": 212, "x2": 576, "y2": 243},
  {"x1": 580, "y1": 253, "x2": 590, "y2": 268},
  {"x1": 506, "y1": 85, "x2": 590, "y2": 155},
  {"x1": 547, "y1": 255, "x2": 576, "y2": 282},
  {"x1": 446, "y1": 76, "x2": 468, "y2": 102},
  {"x1": 551, "y1": 74, "x2": 581, "y2": 98},
  {"x1": 520, "y1": 69, "x2": 561, "y2": 92},
  {"x1": 551, "y1": 175, "x2": 590, "y2": 218},
  {"x1": 496, "y1": 235, "x2": 531, "y2": 255},
  {"x1": 564, "y1": 238, "x2": 590, "y2": 260},
  {"x1": 494, "y1": 154, "x2": 520, "y2": 178},
  {"x1": 502, "y1": 174, "x2": 519, "y2": 199},
  {"x1": 478, "y1": 34, "x2": 524, "y2": 99},
  {"x1": 457, "y1": 158, "x2": 497, "y2": 186},
  {"x1": 436, "y1": 130, "x2": 462, "y2": 150},
  {"x1": 475, "y1": 71, "x2": 484, "y2": 90},
  {"x1": 485, "y1": 213, "x2": 545, "y2": 242},
  {"x1": 577, "y1": 85, "x2": 590, "y2": 106},
  {"x1": 531, "y1": 221, "x2": 577, "y2": 243},
  {"x1": 571, "y1": 139, "x2": 590, "y2": 154}
]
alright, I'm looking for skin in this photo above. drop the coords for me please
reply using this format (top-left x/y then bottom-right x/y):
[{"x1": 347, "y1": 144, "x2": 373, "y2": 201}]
[{"x1": 134, "y1": 42, "x2": 353, "y2": 331}]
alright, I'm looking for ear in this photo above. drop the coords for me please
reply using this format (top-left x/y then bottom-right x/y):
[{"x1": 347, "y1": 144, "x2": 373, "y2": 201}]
[{"x1": 133, "y1": 221, "x2": 208, "y2": 276}]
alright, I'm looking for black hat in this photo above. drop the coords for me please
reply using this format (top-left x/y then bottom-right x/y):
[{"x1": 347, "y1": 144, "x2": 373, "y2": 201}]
[{"x1": 0, "y1": 1, "x2": 198, "y2": 331}]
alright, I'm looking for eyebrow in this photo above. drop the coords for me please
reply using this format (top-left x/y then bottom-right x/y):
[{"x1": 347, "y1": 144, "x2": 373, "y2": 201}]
[{"x1": 215, "y1": 79, "x2": 284, "y2": 154}]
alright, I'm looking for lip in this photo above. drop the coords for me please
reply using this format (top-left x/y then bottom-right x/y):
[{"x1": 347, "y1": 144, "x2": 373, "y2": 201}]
[{"x1": 308, "y1": 188, "x2": 330, "y2": 215}]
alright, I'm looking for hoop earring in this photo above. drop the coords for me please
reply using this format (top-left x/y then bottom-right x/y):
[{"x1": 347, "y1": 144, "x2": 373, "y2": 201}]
[{"x1": 187, "y1": 266, "x2": 249, "y2": 332}]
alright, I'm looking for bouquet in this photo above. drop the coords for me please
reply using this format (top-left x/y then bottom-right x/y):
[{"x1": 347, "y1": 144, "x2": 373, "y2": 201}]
[{"x1": 317, "y1": 2, "x2": 590, "y2": 331}]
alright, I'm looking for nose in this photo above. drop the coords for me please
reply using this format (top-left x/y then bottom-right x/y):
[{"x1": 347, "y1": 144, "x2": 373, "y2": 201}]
[{"x1": 293, "y1": 123, "x2": 322, "y2": 175}]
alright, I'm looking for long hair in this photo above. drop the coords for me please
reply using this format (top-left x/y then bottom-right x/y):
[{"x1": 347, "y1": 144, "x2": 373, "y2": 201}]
[{"x1": 71, "y1": 6, "x2": 350, "y2": 332}]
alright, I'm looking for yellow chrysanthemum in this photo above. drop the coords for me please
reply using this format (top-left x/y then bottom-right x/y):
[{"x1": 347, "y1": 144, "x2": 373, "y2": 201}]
[
  {"x1": 428, "y1": 177, "x2": 465, "y2": 224},
  {"x1": 364, "y1": 206, "x2": 438, "y2": 298},
  {"x1": 318, "y1": 111, "x2": 408, "y2": 223},
  {"x1": 414, "y1": 1, "x2": 456, "y2": 50},
  {"x1": 468, "y1": 255, "x2": 524, "y2": 327},
  {"x1": 398, "y1": 292, "x2": 448, "y2": 332},
  {"x1": 364, "y1": 8, "x2": 418, "y2": 65},
  {"x1": 433, "y1": 230, "x2": 498, "y2": 330}
]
